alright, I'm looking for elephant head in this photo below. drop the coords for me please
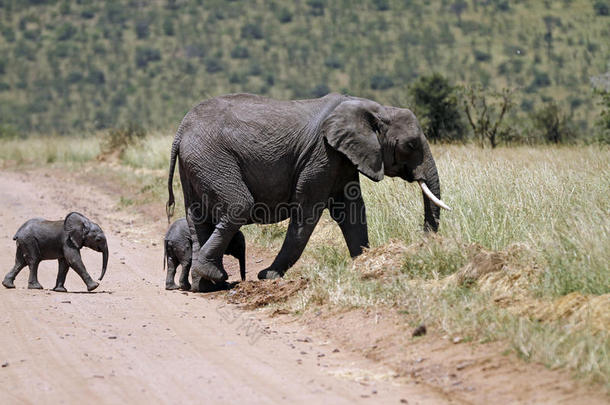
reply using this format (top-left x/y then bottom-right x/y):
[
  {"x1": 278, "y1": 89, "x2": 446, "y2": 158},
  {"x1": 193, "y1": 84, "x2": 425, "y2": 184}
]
[
  {"x1": 64, "y1": 212, "x2": 109, "y2": 280},
  {"x1": 323, "y1": 98, "x2": 451, "y2": 232}
]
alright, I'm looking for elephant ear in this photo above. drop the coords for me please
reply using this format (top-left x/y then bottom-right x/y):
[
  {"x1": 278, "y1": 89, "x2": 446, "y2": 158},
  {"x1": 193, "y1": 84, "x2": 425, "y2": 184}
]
[
  {"x1": 64, "y1": 212, "x2": 91, "y2": 249},
  {"x1": 322, "y1": 99, "x2": 388, "y2": 181}
]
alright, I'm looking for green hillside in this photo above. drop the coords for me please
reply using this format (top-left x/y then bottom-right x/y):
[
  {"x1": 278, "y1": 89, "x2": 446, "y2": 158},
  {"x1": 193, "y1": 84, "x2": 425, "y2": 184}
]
[{"x1": 0, "y1": 0, "x2": 608, "y2": 135}]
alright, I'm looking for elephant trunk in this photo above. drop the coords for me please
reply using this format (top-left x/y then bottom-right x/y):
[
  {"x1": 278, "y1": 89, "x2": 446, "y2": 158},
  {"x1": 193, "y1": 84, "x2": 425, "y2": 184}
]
[
  {"x1": 99, "y1": 242, "x2": 108, "y2": 281},
  {"x1": 420, "y1": 143, "x2": 443, "y2": 233}
]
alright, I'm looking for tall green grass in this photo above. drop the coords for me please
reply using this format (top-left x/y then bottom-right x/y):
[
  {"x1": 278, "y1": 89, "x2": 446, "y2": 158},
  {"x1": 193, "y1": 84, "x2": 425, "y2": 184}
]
[{"x1": 362, "y1": 145, "x2": 610, "y2": 296}]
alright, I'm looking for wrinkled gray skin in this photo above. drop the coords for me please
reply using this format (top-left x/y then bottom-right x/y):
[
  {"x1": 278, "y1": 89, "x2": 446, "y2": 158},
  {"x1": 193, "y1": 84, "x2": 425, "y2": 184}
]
[
  {"x1": 167, "y1": 93, "x2": 442, "y2": 291},
  {"x1": 164, "y1": 217, "x2": 246, "y2": 290},
  {"x1": 2, "y1": 212, "x2": 108, "y2": 292}
]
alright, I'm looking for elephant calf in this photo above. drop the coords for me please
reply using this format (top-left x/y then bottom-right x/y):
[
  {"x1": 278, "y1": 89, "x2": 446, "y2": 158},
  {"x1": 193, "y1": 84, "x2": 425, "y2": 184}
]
[
  {"x1": 164, "y1": 217, "x2": 246, "y2": 290},
  {"x1": 2, "y1": 212, "x2": 108, "y2": 292}
]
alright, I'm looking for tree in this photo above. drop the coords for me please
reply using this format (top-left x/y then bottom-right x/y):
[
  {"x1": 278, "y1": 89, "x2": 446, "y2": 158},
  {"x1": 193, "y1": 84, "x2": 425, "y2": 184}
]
[
  {"x1": 409, "y1": 73, "x2": 466, "y2": 142},
  {"x1": 461, "y1": 85, "x2": 514, "y2": 148},
  {"x1": 530, "y1": 102, "x2": 575, "y2": 144}
]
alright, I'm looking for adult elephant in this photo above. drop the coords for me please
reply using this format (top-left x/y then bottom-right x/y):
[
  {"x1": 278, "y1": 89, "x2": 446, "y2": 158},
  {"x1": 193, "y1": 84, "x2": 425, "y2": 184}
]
[{"x1": 167, "y1": 93, "x2": 450, "y2": 290}]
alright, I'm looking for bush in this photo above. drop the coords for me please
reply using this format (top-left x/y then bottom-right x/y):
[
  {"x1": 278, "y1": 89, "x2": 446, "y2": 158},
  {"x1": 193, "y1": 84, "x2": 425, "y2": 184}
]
[
  {"x1": 135, "y1": 19, "x2": 150, "y2": 39},
  {"x1": 311, "y1": 83, "x2": 330, "y2": 98},
  {"x1": 593, "y1": 1, "x2": 609, "y2": 16},
  {"x1": 307, "y1": 0, "x2": 325, "y2": 16},
  {"x1": 370, "y1": 74, "x2": 394, "y2": 90},
  {"x1": 163, "y1": 17, "x2": 174, "y2": 36},
  {"x1": 204, "y1": 56, "x2": 223, "y2": 73},
  {"x1": 101, "y1": 123, "x2": 147, "y2": 156},
  {"x1": 277, "y1": 7, "x2": 293, "y2": 23},
  {"x1": 324, "y1": 56, "x2": 343, "y2": 69},
  {"x1": 135, "y1": 46, "x2": 161, "y2": 69},
  {"x1": 410, "y1": 73, "x2": 466, "y2": 142},
  {"x1": 473, "y1": 49, "x2": 491, "y2": 62},
  {"x1": 56, "y1": 22, "x2": 77, "y2": 41},
  {"x1": 230, "y1": 45, "x2": 250, "y2": 59},
  {"x1": 241, "y1": 23, "x2": 263, "y2": 39},
  {"x1": 530, "y1": 102, "x2": 575, "y2": 144},
  {"x1": 372, "y1": 0, "x2": 390, "y2": 11}
]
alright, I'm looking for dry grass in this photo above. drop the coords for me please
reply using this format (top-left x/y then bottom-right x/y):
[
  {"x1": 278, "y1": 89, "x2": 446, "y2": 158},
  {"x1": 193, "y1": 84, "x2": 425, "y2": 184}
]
[{"x1": 0, "y1": 136, "x2": 608, "y2": 387}]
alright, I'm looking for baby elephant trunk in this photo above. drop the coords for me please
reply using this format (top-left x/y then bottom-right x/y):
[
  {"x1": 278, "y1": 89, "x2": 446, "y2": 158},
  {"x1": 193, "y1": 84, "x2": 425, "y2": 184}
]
[{"x1": 99, "y1": 242, "x2": 109, "y2": 281}]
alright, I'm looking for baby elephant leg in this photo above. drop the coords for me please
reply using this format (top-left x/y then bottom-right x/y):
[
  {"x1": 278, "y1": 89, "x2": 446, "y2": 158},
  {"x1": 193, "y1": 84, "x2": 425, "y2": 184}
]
[
  {"x1": 165, "y1": 255, "x2": 180, "y2": 290},
  {"x1": 2, "y1": 248, "x2": 27, "y2": 288},
  {"x1": 27, "y1": 261, "x2": 43, "y2": 290},
  {"x1": 178, "y1": 258, "x2": 191, "y2": 291},
  {"x1": 53, "y1": 259, "x2": 69, "y2": 292},
  {"x1": 64, "y1": 247, "x2": 99, "y2": 292}
]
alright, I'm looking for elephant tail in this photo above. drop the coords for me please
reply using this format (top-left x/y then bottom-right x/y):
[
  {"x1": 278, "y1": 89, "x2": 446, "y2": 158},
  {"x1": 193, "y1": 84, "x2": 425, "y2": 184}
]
[{"x1": 166, "y1": 129, "x2": 181, "y2": 224}]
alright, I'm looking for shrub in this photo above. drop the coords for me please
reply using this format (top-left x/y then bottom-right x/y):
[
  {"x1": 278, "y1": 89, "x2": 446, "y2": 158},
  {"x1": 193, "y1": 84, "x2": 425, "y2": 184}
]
[
  {"x1": 324, "y1": 55, "x2": 343, "y2": 69},
  {"x1": 163, "y1": 17, "x2": 174, "y2": 36},
  {"x1": 307, "y1": 0, "x2": 325, "y2": 16},
  {"x1": 135, "y1": 19, "x2": 150, "y2": 39},
  {"x1": 101, "y1": 123, "x2": 147, "y2": 157},
  {"x1": 204, "y1": 56, "x2": 223, "y2": 73},
  {"x1": 410, "y1": 73, "x2": 466, "y2": 142},
  {"x1": 230, "y1": 45, "x2": 250, "y2": 59},
  {"x1": 311, "y1": 83, "x2": 330, "y2": 98},
  {"x1": 530, "y1": 102, "x2": 575, "y2": 144},
  {"x1": 277, "y1": 7, "x2": 293, "y2": 23},
  {"x1": 241, "y1": 23, "x2": 263, "y2": 39},
  {"x1": 56, "y1": 22, "x2": 77, "y2": 41},
  {"x1": 593, "y1": 1, "x2": 609, "y2": 16},
  {"x1": 135, "y1": 46, "x2": 161, "y2": 69},
  {"x1": 372, "y1": 0, "x2": 390, "y2": 11},
  {"x1": 370, "y1": 74, "x2": 394, "y2": 90}
]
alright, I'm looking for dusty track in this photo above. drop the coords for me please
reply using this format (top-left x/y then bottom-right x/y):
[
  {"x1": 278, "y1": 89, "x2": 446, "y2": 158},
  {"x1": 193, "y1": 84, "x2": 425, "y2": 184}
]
[{"x1": 0, "y1": 169, "x2": 447, "y2": 404}]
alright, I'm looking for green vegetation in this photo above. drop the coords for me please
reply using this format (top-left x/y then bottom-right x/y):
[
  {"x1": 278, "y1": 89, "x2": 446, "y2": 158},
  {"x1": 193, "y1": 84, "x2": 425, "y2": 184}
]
[{"x1": 0, "y1": 0, "x2": 608, "y2": 139}]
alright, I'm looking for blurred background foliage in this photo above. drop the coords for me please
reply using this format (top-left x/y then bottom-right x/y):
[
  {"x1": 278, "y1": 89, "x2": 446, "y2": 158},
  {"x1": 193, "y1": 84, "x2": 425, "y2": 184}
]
[{"x1": 0, "y1": 0, "x2": 608, "y2": 144}]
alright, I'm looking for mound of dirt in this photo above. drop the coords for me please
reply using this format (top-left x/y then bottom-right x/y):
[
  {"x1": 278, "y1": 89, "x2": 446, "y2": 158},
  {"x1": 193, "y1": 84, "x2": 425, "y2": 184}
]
[
  {"x1": 352, "y1": 238, "x2": 609, "y2": 333},
  {"x1": 352, "y1": 239, "x2": 419, "y2": 279},
  {"x1": 226, "y1": 278, "x2": 308, "y2": 310}
]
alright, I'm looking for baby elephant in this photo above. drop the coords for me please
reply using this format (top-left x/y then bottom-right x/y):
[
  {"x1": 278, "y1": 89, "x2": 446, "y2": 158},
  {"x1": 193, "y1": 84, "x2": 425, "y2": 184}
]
[
  {"x1": 164, "y1": 218, "x2": 246, "y2": 290},
  {"x1": 2, "y1": 212, "x2": 108, "y2": 292}
]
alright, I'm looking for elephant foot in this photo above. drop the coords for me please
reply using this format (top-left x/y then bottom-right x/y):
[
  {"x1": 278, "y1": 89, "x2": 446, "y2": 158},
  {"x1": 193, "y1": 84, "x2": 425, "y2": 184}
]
[
  {"x1": 179, "y1": 281, "x2": 191, "y2": 291},
  {"x1": 53, "y1": 286, "x2": 67, "y2": 293},
  {"x1": 165, "y1": 282, "x2": 180, "y2": 290},
  {"x1": 2, "y1": 278, "x2": 15, "y2": 289},
  {"x1": 257, "y1": 269, "x2": 284, "y2": 280},
  {"x1": 28, "y1": 282, "x2": 43, "y2": 290},
  {"x1": 86, "y1": 281, "x2": 99, "y2": 292},
  {"x1": 192, "y1": 257, "x2": 228, "y2": 284}
]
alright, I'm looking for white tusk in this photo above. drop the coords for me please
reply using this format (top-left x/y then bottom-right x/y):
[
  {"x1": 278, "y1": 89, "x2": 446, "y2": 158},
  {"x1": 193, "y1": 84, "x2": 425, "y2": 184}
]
[{"x1": 419, "y1": 181, "x2": 452, "y2": 211}]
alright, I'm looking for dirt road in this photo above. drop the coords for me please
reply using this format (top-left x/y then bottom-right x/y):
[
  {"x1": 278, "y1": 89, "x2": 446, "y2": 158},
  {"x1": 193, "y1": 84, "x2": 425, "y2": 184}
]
[{"x1": 0, "y1": 169, "x2": 451, "y2": 404}]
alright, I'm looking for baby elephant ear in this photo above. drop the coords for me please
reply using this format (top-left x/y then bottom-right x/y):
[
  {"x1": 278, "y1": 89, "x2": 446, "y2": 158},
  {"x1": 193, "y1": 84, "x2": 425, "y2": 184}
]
[
  {"x1": 64, "y1": 212, "x2": 91, "y2": 249},
  {"x1": 322, "y1": 99, "x2": 388, "y2": 182}
]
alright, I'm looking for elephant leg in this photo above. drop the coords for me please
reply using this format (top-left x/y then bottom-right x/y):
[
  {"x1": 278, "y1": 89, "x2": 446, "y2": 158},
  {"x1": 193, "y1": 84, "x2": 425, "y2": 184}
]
[
  {"x1": 53, "y1": 258, "x2": 69, "y2": 292},
  {"x1": 191, "y1": 219, "x2": 242, "y2": 290},
  {"x1": 329, "y1": 186, "x2": 370, "y2": 257},
  {"x1": 165, "y1": 255, "x2": 179, "y2": 290},
  {"x1": 178, "y1": 259, "x2": 191, "y2": 290},
  {"x1": 227, "y1": 231, "x2": 246, "y2": 281},
  {"x1": 3, "y1": 247, "x2": 27, "y2": 288},
  {"x1": 64, "y1": 247, "x2": 99, "y2": 292},
  {"x1": 27, "y1": 261, "x2": 43, "y2": 289},
  {"x1": 258, "y1": 209, "x2": 322, "y2": 280}
]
